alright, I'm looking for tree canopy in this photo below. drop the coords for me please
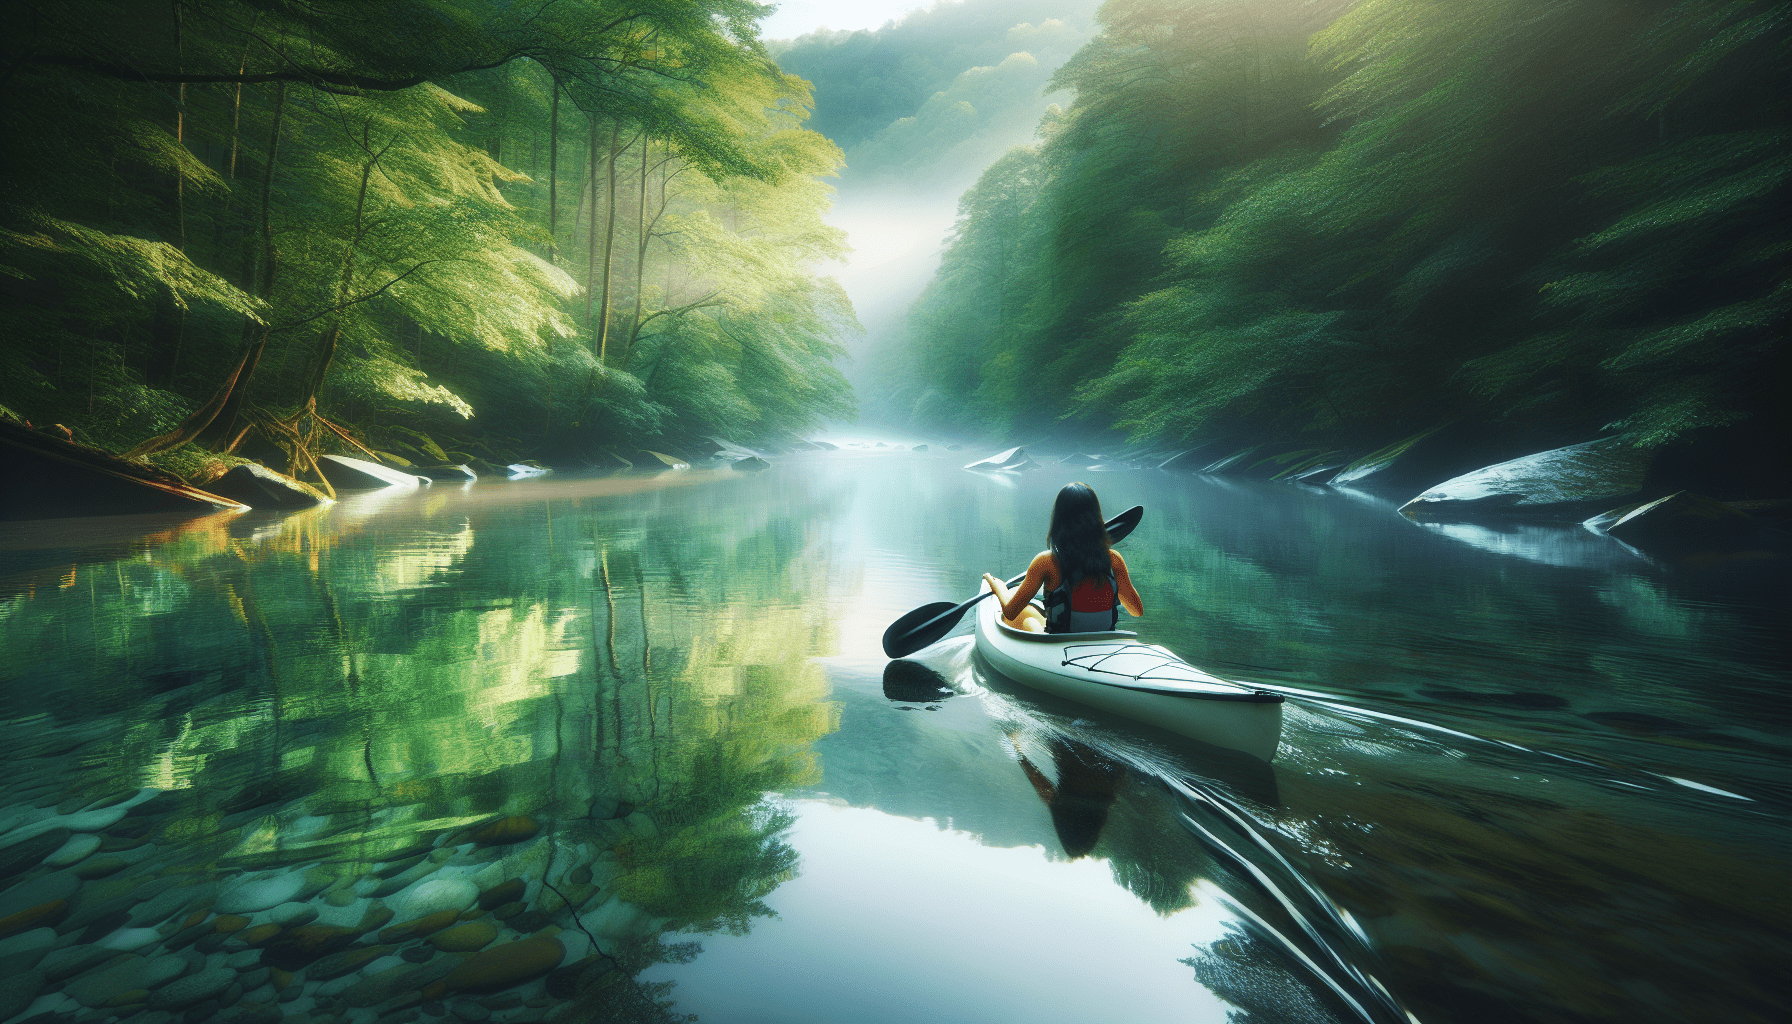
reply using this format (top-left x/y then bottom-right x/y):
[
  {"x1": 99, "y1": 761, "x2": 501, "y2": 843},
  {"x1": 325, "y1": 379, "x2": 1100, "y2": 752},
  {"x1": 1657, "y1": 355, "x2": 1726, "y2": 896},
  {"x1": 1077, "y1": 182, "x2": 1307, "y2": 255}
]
[{"x1": 876, "y1": 0, "x2": 1790, "y2": 450}]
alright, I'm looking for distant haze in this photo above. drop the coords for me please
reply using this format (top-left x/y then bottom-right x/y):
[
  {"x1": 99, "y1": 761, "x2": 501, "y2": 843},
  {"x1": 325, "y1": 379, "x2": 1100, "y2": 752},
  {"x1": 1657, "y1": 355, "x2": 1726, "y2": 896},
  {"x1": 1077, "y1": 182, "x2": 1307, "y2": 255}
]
[{"x1": 761, "y1": 1, "x2": 933, "y2": 39}]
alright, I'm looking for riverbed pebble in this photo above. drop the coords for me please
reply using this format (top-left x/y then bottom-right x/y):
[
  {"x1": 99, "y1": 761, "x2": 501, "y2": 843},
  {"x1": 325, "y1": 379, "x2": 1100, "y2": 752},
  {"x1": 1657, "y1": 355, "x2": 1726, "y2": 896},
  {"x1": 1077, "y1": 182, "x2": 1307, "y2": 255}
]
[
  {"x1": 269, "y1": 901, "x2": 318, "y2": 926},
  {"x1": 0, "y1": 870, "x2": 80, "y2": 919},
  {"x1": 98, "y1": 925, "x2": 163, "y2": 951},
  {"x1": 66, "y1": 952, "x2": 190, "y2": 1006},
  {"x1": 396, "y1": 879, "x2": 477, "y2": 921},
  {"x1": 43, "y1": 833, "x2": 102, "y2": 868},
  {"x1": 147, "y1": 966, "x2": 236, "y2": 1009},
  {"x1": 430, "y1": 921, "x2": 497, "y2": 953},
  {"x1": 215, "y1": 872, "x2": 310, "y2": 915}
]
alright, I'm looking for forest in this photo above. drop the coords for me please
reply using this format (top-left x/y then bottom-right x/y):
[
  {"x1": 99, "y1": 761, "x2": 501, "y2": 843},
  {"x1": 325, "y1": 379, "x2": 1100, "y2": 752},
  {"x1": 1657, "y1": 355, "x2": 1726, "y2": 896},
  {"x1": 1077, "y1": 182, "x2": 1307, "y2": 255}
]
[
  {"x1": 874, "y1": 0, "x2": 1790, "y2": 470},
  {"x1": 0, "y1": 0, "x2": 857, "y2": 486}
]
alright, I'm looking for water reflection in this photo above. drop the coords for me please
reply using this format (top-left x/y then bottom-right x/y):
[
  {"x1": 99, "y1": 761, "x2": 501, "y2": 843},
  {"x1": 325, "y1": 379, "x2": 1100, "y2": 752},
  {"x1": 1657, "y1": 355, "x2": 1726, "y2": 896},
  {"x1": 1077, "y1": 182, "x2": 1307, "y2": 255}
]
[{"x1": 1, "y1": 453, "x2": 1788, "y2": 1024}]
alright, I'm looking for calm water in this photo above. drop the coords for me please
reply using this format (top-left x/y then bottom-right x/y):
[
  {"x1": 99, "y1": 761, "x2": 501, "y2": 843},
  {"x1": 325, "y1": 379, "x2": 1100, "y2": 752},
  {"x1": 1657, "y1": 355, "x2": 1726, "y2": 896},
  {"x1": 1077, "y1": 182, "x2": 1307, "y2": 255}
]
[{"x1": 1, "y1": 448, "x2": 1788, "y2": 1024}]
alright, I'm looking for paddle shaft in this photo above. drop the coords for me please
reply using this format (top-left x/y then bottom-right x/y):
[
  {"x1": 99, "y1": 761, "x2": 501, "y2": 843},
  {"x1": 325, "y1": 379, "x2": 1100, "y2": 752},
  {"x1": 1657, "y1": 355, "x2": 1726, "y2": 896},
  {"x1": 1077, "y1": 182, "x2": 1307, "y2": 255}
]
[{"x1": 881, "y1": 505, "x2": 1142, "y2": 658}]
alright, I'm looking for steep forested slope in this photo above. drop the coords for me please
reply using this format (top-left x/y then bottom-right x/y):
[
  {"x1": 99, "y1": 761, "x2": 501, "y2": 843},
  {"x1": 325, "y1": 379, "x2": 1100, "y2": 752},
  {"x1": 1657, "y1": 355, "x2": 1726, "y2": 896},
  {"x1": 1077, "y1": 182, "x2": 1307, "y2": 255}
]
[
  {"x1": 0, "y1": 0, "x2": 856, "y2": 484},
  {"x1": 881, "y1": 0, "x2": 1790, "y2": 457}
]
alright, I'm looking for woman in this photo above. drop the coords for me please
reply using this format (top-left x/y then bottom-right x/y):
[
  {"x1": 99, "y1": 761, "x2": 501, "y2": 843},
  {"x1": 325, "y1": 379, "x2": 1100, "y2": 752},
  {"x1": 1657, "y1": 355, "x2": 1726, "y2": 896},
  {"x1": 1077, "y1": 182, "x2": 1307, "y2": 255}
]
[{"x1": 982, "y1": 482, "x2": 1143, "y2": 633}]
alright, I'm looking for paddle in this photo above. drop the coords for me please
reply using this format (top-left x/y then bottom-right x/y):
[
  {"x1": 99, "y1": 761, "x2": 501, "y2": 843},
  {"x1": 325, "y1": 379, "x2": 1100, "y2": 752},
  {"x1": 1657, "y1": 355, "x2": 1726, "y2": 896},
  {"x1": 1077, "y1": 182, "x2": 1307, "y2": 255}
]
[{"x1": 881, "y1": 504, "x2": 1144, "y2": 658}]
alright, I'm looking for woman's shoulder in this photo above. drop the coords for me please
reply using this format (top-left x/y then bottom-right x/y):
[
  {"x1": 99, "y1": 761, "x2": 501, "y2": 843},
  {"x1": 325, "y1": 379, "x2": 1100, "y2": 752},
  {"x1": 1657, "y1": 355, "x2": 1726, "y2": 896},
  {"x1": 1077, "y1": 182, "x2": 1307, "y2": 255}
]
[
  {"x1": 1108, "y1": 548, "x2": 1128, "y2": 567},
  {"x1": 1030, "y1": 550, "x2": 1056, "y2": 569}
]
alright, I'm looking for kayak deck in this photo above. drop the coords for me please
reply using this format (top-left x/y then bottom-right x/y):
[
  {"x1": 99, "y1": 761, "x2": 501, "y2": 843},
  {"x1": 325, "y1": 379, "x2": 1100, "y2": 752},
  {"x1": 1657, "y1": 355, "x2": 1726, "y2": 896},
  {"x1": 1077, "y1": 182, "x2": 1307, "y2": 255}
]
[{"x1": 974, "y1": 586, "x2": 1284, "y2": 760}]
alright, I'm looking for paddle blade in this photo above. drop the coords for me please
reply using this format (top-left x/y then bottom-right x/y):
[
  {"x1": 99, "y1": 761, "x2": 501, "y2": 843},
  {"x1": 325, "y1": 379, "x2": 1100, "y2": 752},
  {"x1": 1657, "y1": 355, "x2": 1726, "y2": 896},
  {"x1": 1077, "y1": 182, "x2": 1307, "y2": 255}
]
[
  {"x1": 1106, "y1": 504, "x2": 1145, "y2": 544},
  {"x1": 882, "y1": 599, "x2": 971, "y2": 658}
]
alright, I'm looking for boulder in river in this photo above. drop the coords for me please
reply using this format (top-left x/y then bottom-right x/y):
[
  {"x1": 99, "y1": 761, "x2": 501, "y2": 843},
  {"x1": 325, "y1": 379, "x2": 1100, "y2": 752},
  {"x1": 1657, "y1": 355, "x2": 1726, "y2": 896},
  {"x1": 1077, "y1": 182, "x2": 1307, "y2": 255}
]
[
  {"x1": 1240, "y1": 449, "x2": 1328, "y2": 480},
  {"x1": 414, "y1": 463, "x2": 477, "y2": 482},
  {"x1": 729, "y1": 456, "x2": 771, "y2": 472},
  {"x1": 626, "y1": 450, "x2": 689, "y2": 472},
  {"x1": 1200, "y1": 447, "x2": 1261, "y2": 474},
  {"x1": 1288, "y1": 462, "x2": 1347, "y2": 485},
  {"x1": 1399, "y1": 436, "x2": 1653, "y2": 521},
  {"x1": 506, "y1": 462, "x2": 551, "y2": 479},
  {"x1": 0, "y1": 417, "x2": 246, "y2": 521},
  {"x1": 911, "y1": 444, "x2": 928, "y2": 452},
  {"x1": 809, "y1": 440, "x2": 840, "y2": 450},
  {"x1": 316, "y1": 454, "x2": 426, "y2": 491},
  {"x1": 1156, "y1": 447, "x2": 1214, "y2": 472},
  {"x1": 964, "y1": 446, "x2": 1039, "y2": 472},
  {"x1": 1595, "y1": 491, "x2": 1766, "y2": 555},
  {"x1": 203, "y1": 463, "x2": 332, "y2": 508},
  {"x1": 1332, "y1": 422, "x2": 1563, "y2": 497}
]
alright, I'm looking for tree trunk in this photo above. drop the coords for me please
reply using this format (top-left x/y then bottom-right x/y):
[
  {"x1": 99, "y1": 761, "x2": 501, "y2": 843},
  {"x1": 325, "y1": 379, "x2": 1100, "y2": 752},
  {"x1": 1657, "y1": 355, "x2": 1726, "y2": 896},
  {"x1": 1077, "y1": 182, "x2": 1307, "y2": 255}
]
[
  {"x1": 596, "y1": 123, "x2": 621, "y2": 363},
  {"x1": 624, "y1": 135, "x2": 649, "y2": 370},
  {"x1": 584, "y1": 119, "x2": 599, "y2": 334},
  {"x1": 547, "y1": 80, "x2": 559, "y2": 265}
]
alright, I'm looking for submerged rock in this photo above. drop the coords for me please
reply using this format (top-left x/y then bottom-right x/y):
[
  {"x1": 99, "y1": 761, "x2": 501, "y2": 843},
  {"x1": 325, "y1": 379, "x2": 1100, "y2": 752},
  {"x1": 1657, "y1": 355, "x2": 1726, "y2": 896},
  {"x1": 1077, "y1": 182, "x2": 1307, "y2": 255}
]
[
  {"x1": 317, "y1": 454, "x2": 426, "y2": 491},
  {"x1": 1598, "y1": 491, "x2": 1765, "y2": 555},
  {"x1": 963, "y1": 446, "x2": 1039, "y2": 472},
  {"x1": 414, "y1": 463, "x2": 477, "y2": 482},
  {"x1": 203, "y1": 463, "x2": 332, "y2": 509},
  {"x1": 1156, "y1": 448, "x2": 1214, "y2": 472},
  {"x1": 729, "y1": 456, "x2": 771, "y2": 472},
  {"x1": 1400, "y1": 437, "x2": 1652, "y2": 521},
  {"x1": 1200, "y1": 447, "x2": 1261, "y2": 474}
]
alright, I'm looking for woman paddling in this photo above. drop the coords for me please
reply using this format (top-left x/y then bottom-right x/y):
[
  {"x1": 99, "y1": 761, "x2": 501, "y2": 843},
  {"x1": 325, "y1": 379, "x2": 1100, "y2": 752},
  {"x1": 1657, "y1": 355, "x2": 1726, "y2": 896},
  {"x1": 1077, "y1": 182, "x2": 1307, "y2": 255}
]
[{"x1": 983, "y1": 482, "x2": 1143, "y2": 633}]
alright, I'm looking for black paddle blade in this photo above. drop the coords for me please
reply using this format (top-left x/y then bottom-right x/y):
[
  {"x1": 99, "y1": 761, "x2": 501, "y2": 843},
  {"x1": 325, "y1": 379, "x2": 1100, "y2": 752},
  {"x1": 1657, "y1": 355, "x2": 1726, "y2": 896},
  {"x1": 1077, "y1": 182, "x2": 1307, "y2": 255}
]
[
  {"x1": 1106, "y1": 504, "x2": 1144, "y2": 544},
  {"x1": 882, "y1": 600, "x2": 966, "y2": 659},
  {"x1": 880, "y1": 504, "x2": 1145, "y2": 659}
]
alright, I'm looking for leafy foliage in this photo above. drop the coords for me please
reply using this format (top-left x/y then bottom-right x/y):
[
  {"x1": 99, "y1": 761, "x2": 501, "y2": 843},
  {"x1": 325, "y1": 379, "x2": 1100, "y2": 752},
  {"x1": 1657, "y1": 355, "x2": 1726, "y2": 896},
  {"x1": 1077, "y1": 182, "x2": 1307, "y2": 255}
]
[
  {"x1": 0, "y1": 0, "x2": 857, "y2": 473},
  {"x1": 881, "y1": 0, "x2": 1790, "y2": 449}
]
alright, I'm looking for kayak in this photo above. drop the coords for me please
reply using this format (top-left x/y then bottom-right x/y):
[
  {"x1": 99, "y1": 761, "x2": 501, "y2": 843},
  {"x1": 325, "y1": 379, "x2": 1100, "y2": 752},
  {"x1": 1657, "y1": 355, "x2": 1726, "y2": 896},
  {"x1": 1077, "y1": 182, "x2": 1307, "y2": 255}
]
[{"x1": 972, "y1": 587, "x2": 1285, "y2": 762}]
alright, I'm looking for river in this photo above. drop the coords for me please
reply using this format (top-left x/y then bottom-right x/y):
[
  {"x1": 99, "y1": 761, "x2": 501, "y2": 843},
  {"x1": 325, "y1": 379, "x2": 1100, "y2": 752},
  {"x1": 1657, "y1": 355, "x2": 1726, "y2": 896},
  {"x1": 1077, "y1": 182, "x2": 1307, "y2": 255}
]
[{"x1": 1, "y1": 447, "x2": 1787, "y2": 1024}]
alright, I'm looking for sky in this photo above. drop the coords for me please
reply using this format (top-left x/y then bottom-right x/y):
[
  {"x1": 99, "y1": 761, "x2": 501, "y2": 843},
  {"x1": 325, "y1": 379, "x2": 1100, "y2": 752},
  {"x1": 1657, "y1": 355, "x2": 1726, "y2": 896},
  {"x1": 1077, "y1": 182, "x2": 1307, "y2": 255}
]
[{"x1": 760, "y1": 0, "x2": 934, "y2": 39}]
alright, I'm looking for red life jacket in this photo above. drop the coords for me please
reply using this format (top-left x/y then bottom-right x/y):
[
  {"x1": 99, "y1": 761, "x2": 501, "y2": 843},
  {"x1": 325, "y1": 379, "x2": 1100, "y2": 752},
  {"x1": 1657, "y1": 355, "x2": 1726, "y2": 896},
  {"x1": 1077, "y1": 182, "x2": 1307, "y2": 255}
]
[{"x1": 1044, "y1": 560, "x2": 1118, "y2": 633}]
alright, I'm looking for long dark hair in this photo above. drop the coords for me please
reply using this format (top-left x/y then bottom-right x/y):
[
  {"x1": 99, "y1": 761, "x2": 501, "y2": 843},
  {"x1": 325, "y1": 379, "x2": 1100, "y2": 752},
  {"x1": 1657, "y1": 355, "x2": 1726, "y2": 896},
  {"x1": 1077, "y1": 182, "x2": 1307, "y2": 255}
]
[{"x1": 1048, "y1": 482, "x2": 1111, "y2": 586}]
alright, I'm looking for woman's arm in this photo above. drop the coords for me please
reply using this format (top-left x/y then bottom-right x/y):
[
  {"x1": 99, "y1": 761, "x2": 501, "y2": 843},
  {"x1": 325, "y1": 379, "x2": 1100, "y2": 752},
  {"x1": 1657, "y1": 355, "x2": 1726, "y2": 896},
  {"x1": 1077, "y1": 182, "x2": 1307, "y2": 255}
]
[
  {"x1": 1112, "y1": 551, "x2": 1143, "y2": 617},
  {"x1": 999, "y1": 552, "x2": 1054, "y2": 622}
]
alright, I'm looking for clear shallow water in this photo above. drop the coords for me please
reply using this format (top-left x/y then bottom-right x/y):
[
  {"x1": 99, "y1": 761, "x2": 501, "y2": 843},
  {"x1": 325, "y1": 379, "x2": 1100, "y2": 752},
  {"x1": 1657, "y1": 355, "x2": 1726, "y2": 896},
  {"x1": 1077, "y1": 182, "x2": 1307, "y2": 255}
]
[{"x1": 1, "y1": 449, "x2": 1788, "y2": 1024}]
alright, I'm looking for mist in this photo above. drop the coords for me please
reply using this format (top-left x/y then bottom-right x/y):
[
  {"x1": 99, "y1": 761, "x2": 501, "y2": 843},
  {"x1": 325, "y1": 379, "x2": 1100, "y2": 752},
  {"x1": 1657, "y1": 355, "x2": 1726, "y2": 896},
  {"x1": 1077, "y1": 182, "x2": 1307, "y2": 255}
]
[{"x1": 768, "y1": 1, "x2": 1103, "y2": 417}]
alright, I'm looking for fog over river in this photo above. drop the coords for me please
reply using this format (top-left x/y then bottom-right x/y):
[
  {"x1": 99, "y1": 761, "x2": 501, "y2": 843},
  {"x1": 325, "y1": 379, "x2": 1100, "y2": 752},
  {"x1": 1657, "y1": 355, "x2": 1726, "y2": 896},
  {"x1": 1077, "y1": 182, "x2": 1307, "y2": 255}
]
[{"x1": 2, "y1": 449, "x2": 1787, "y2": 1024}]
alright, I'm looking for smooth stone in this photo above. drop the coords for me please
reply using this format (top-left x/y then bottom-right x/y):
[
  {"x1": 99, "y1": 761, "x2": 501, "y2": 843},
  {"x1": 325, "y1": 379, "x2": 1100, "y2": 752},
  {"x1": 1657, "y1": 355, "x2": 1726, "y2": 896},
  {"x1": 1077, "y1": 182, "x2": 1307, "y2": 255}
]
[
  {"x1": 565, "y1": 866, "x2": 592, "y2": 887},
  {"x1": 0, "y1": 925, "x2": 56, "y2": 958},
  {"x1": 401, "y1": 945, "x2": 436, "y2": 964},
  {"x1": 380, "y1": 910, "x2": 460, "y2": 943},
  {"x1": 184, "y1": 996, "x2": 222, "y2": 1020},
  {"x1": 428, "y1": 922, "x2": 496, "y2": 954},
  {"x1": 220, "y1": 979, "x2": 244, "y2": 1006},
  {"x1": 0, "y1": 829, "x2": 70, "y2": 881},
  {"x1": 60, "y1": 807, "x2": 128, "y2": 832},
  {"x1": 578, "y1": 898, "x2": 652, "y2": 943},
  {"x1": 44, "y1": 833, "x2": 103, "y2": 868},
  {"x1": 474, "y1": 880, "x2": 522, "y2": 912},
  {"x1": 1400, "y1": 436, "x2": 1654, "y2": 520},
  {"x1": 449, "y1": 999, "x2": 490, "y2": 1021},
  {"x1": 194, "y1": 933, "x2": 233, "y2": 954},
  {"x1": 307, "y1": 944, "x2": 395, "y2": 980},
  {"x1": 131, "y1": 883, "x2": 218, "y2": 928},
  {"x1": 395, "y1": 880, "x2": 477, "y2": 922},
  {"x1": 490, "y1": 902, "x2": 524, "y2": 922},
  {"x1": 74, "y1": 855, "x2": 130, "y2": 880},
  {"x1": 369, "y1": 860, "x2": 439, "y2": 899},
  {"x1": 217, "y1": 1001, "x2": 281, "y2": 1024},
  {"x1": 325, "y1": 888, "x2": 358, "y2": 907},
  {"x1": 0, "y1": 870, "x2": 80, "y2": 919},
  {"x1": 465, "y1": 819, "x2": 538, "y2": 848},
  {"x1": 38, "y1": 940, "x2": 119, "y2": 981},
  {"x1": 374, "y1": 855, "x2": 429, "y2": 881},
  {"x1": 238, "y1": 966, "x2": 269, "y2": 989},
  {"x1": 98, "y1": 926, "x2": 162, "y2": 951},
  {"x1": 212, "y1": 915, "x2": 251, "y2": 933},
  {"x1": 504, "y1": 910, "x2": 550, "y2": 933},
  {"x1": 358, "y1": 905, "x2": 396, "y2": 932},
  {"x1": 0, "y1": 968, "x2": 46, "y2": 1021},
  {"x1": 214, "y1": 874, "x2": 309, "y2": 915},
  {"x1": 427, "y1": 936, "x2": 563, "y2": 997},
  {"x1": 224, "y1": 949, "x2": 262, "y2": 970},
  {"x1": 257, "y1": 925, "x2": 358, "y2": 971},
  {"x1": 0, "y1": 897, "x2": 71, "y2": 936},
  {"x1": 202, "y1": 462, "x2": 330, "y2": 510},
  {"x1": 147, "y1": 966, "x2": 236, "y2": 1009},
  {"x1": 239, "y1": 924, "x2": 282, "y2": 946},
  {"x1": 268, "y1": 903, "x2": 317, "y2": 927},
  {"x1": 340, "y1": 954, "x2": 463, "y2": 1008},
  {"x1": 66, "y1": 953, "x2": 190, "y2": 1007}
]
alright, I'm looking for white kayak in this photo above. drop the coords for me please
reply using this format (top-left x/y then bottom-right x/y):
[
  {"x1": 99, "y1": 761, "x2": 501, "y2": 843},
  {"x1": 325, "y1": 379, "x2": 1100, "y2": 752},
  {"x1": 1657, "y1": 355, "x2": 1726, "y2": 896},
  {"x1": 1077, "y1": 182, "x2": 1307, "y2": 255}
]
[{"x1": 972, "y1": 590, "x2": 1284, "y2": 762}]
